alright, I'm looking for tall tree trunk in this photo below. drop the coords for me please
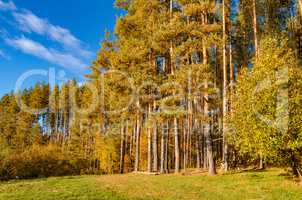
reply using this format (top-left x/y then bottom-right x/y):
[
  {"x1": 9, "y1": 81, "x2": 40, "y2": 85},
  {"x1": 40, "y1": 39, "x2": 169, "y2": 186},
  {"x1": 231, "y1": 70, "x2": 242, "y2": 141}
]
[
  {"x1": 120, "y1": 122, "x2": 125, "y2": 174},
  {"x1": 174, "y1": 118, "x2": 180, "y2": 173},
  {"x1": 129, "y1": 122, "x2": 135, "y2": 170},
  {"x1": 196, "y1": 136, "x2": 201, "y2": 169},
  {"x1": 153, "y1": 117, "x2": 158, "y2": 172},
  {"x1": 203, "y1": 14, "x2": 216, "y2": 176},
  {"x1": 147, "y1": 104, "x2": 152, "y2": 173},
  {"x1": 229, "y1": 41, "x2": 235, "y2": 144},
  {"x1": 134, "y1": 114, "x2": 141, "y2": 172},
  {"x1": 204, "y1": 98, "x2": 216, "y2": 176},
  {"x1": 188, "y1": 87, "x2": 193, "y2": 169},
  {"x1": 230, "y1": 42, "x2": 234, "y2": 110},
  {"x1": 125, "y1": 121, "x2": 129, "y2": 155},
  {"x1": 160, "y1": 123, "x2": 166, "y2": 173},
  {"x1": 147, "y1": 126, "x2": 152, "y2": 172},
  {"x1": 55, "y1": 109, "x2": 59, "y2": 143},
  {"x1": 183, "y1": 119, "x2": 187, "y2": 171},
  {"x1": 196, "y1": 120, "x2": 201, "y2": 169},
  {"x1": 165, "y1": 121, "x2": 169, "y2": 173},
  {"x1": 222, "y1": 0, "x2": 229, "y2": 173},
  {"x1": 170, "y1": 0, "x2": 174, "y2": 75},
  {"x1": 60, "y1": 110, "x2": 64, "y2": 144},
  {"x1": 203, "y1": 135, "x2": 208, "y2": 170},
  {"x1": 253, "y1": 0, "x2": 259, "y2": 58},
  {"x1": 169, "y1": 0, "x2": 180, "y2": 174},
  {"x1": 200, "y1": 123, "x2": 204, "y2": 168}
]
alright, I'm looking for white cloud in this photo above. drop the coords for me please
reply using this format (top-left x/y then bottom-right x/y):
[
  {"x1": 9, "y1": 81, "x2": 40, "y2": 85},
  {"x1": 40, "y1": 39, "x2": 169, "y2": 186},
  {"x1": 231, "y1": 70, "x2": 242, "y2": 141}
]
[
  {"x1": 0, "y1": 0, "x2": 16, "y2": 11},
  {"x1": 6, "y1": 37, "x2": 87, "y2": 71},
  {"x1": 13, "y1": 11, "x2": 93, "y2": 59},
  {"x1": 0, "y1": 49, "x2": 10, "y2": 60},
  {"x1": 13, "y1": 11, "x2": 46, "y2": 34},
  {"x1": 0, "y1": 1, "x2": 93, "y2": 72}
]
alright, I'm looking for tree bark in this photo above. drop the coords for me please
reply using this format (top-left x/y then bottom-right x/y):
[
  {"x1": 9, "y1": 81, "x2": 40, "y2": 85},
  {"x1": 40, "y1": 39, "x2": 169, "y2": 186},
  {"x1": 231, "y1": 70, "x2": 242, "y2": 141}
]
[
  {"x1": 134, "y1": 114, "x2": 141, "y2": 172},
  {"x1": 165, "y1": 121, "x2": 169, "y2": 173},
  {"x1": 204, "y1": 104, "x2": 216, "y2": 176},
  {"x1": 196, "y1": 120, "x2": 201, "y2": 169},
  {"x1": 222, "y1": 0, "x2": 229, "y2": 173},
  {"x1": 203, "y1": 14, "x2": 216, "y2": 175},
  {"x1": 120, "y1": 122, "x2": 125, "y2": 174},
  {"x1": 160, "y1": 123, "x2": 166, "y2": 173},
  {"x1": 188, "y1": 100, "x2": 193, "y2": 168},
  {"x1": 153, "y1": 118, "x2": 158, "y2": 172},
  {"x1": 253, "y1": 0, "x2": 259, "y2": 58},
  {"x1": 174, "y1": 117, "x2": 180, "y2": 173},
  {"x1": 183, "y1": 119, "x2": 187, "y2": 171},
  {"x1": 259, "y1": 154, "x2": 266, "y2": 170},
  {"x1": 170, "y1": 0, "x2": 174, "y2": 75},
  {"x1": 129, "y1": 122, "x2": 135, "y2": 170},
  {"x1": 147, "y1": 104, "x2": 152, "y2": 173}
]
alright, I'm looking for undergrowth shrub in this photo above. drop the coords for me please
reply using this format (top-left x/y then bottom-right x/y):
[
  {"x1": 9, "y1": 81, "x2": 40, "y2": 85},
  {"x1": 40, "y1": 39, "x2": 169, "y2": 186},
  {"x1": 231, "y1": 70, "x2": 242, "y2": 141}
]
[{"x1": 0, "y1": 144, "x2": 89, "y2": 180}]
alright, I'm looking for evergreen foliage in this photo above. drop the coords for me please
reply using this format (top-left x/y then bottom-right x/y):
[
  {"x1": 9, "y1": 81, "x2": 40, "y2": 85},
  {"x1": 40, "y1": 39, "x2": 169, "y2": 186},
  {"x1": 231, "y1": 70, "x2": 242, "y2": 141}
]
[{"x1": 0, "y1": 0, "x2": 301, "y2": 180}]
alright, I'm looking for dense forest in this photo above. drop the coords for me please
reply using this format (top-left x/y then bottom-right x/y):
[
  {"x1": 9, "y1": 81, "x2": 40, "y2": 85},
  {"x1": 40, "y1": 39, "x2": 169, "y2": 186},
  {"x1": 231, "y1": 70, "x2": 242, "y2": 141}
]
[{"x1": 0, "y1": 0, "x2": 302, "y2": 180}]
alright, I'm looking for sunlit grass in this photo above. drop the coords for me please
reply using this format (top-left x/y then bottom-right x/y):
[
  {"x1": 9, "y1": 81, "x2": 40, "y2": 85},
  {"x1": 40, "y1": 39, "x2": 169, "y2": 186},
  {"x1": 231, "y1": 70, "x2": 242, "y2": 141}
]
[{"x1": 0, "y1": 169, "x2": 301, "y2": 200}]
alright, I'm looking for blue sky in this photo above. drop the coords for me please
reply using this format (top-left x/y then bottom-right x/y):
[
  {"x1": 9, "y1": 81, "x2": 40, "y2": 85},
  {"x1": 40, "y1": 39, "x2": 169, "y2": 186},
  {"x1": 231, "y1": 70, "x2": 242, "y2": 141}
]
[{"x1": 0, "y1": 0, "x2": 122, "y2": 97}]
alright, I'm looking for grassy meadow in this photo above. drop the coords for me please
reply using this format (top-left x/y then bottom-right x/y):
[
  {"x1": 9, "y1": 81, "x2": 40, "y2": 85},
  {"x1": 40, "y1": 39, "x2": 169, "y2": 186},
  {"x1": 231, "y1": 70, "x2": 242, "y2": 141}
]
[{"x1": 0, "y1": 169, "x2": 301, "y2": 200}]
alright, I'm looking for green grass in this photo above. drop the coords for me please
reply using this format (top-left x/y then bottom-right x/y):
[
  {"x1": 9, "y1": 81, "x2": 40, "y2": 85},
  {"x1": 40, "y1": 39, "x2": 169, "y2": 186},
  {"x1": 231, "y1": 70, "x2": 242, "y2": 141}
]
[{"x1": 0, "y1": 169, "x2": 301, "y2": 200}]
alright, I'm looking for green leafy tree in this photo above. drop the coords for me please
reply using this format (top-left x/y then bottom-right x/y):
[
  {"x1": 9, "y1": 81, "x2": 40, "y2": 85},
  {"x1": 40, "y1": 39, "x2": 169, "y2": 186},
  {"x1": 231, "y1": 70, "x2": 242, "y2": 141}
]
[{"x1": 229, "y1": 36, "x2": 302, "y2": 176}]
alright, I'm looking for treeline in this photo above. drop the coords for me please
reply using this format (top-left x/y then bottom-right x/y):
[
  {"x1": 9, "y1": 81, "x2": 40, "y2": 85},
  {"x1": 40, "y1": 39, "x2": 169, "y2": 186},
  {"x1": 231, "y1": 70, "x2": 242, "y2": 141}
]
[
  {"x1": 1, "y1": 0, "x2": 302, "y2": 180},
  {"x1": 0, "y1": 82, "x2": 96, "y2": 180}
]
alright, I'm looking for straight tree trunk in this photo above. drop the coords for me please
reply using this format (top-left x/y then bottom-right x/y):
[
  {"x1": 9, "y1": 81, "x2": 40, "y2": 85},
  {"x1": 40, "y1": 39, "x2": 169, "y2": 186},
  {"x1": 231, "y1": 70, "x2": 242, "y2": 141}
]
[
  {"x1": 230, "y1": 42, "x2": 234, "y2": 110},
  {"x1": 165, "y1": 121, "x2": 169, "y2": 173},
  {"x1": 203, "y1": 135, "x2": 208, "y2": 170},
  {"x1": 59, "y1": 110, "x2": 64, "y2": 144},
  {"x1": 253, "y1": 0, "x2": 259, "y2": 58},
  {"x1": 222, "y1": 0, "x2": 229, "y2": 173},
  {"x1": 188, "y1": 124, "x2": 192, "y2": 168},
  {"x1": 153, "y1": 118, "x2": 158, "y2": 172},
  {"x1": 125, "y1": 121, "x2": 129, "y2": 155},
  {"x1": 203, "y1": 14, "x2": 216, "y2": 176},
  {"x1": 174, "y1": 117, "x2": 180, "y2": 173},
  {"x1": 199, "y1": 123, "x2": 204, "y2": 168},
  {"x1": 204, "y1": 99, "x2": 216, "y2": 176},
  {"x1": 160, "y1": 123, "x2": 166, "y2": 173},
  {"x1": 129, "y1": 122, "x2": 135, "y2": 170},
  {"x1": 169, "y1": 0, "x2": 180, "y2": 174},
  {"x1": 147, "y1": 126, "x2": 152, "y2": 172},
  {"x1": 183, "y1": 119, "x2": 187, "y2": 171},
  {"x1": 170, "y1": 0, "x2": 174, "y2": 75},
  {"x1": 120, "y1": 122, "x2": 125, "y2": 173},
  {"x1": 187, "y1": 71, "x2": 193, "y2": 169},
  {"x1": 196, "y1": 136, "x2": 201, "y2": 169},
  {"x1": 134, "y1": 114, "x2": 141, "y2": 172},
  {"x1": 196, "y1": 120, "x2": 201, "y2": 169},
  {"x1": 55, "y1": 109, "x2": 60, "y2": 143},
  {"x1": 147, "y1": 104, "x2": 152, "y2": 173}
]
